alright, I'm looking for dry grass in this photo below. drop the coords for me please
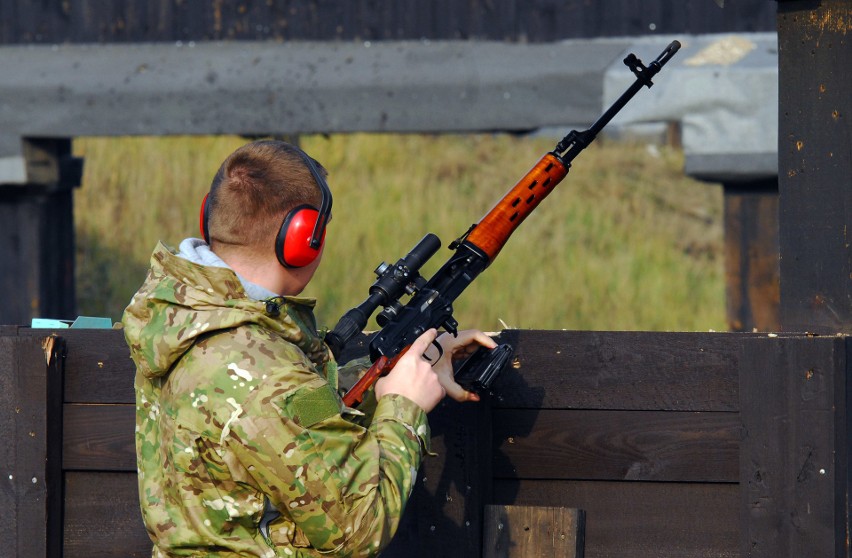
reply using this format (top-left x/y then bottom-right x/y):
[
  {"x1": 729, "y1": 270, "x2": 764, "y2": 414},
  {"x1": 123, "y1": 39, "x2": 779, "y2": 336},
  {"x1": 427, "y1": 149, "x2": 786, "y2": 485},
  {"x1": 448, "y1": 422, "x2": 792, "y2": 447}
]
[{"x1": 73, "y1": 133, "x2": 725, "y2": 332}]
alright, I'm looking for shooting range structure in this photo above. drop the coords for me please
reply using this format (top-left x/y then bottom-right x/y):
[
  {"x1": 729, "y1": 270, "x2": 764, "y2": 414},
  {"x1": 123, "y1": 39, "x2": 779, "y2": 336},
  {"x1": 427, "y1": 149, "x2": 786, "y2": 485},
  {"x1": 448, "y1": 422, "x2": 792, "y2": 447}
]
[{"x1": 2, "y1": 0, "x2": 852, "y2": 556}]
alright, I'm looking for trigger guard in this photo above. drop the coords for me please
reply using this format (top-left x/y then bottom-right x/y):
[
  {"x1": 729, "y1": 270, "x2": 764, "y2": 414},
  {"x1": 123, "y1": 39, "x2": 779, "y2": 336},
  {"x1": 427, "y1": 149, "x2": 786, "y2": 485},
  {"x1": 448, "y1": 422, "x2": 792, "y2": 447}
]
[{"x1": 422, "y1": 339, "x2": 444, "y2": 364}]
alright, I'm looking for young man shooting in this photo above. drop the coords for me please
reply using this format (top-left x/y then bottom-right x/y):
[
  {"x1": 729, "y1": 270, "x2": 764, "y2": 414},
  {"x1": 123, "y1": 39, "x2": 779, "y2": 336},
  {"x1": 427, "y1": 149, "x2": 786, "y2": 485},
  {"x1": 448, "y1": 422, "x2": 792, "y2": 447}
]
[{"x1": 123, "y1": 139, "x2": 494, "y2": 557}]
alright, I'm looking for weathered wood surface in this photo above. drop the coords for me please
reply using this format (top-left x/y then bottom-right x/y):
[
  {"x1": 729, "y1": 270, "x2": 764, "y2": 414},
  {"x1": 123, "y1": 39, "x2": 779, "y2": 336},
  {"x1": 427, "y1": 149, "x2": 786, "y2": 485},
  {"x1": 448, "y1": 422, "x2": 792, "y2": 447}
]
[
  {"x1": 63, "y1": 472, "x2": 149, "y2": 558},
  {"x1": 8, "y1": 328, "x2": 852, "y2": 557},
  {"x1": 777, "y1": 0, "x2": 852, "y2": 334},
  {"x1": 739, "y1": 334, "x2": 848, "y2": 557},
  {"x1": 492, "y1": 409, "x2": 740, "y2": 483},
  {"x1": 18, "y1": 328, "x2": 135, "y2": 404},
  {"x1": 493, "y1": 330, "x2": 743, "y2": 411},
  {"x1": 63, "y1": 404, "x2": 135, "y2": 471},
  {"x1": 483, "y1": 505, "x2": 585, "y2": 558},
  {"x1": 383, "y1": 398, "x2": 493, "y2": 558},
  {"x1": 0, "y1": 335, "x2": 64, "y2": 558},
  {"x1": 0, "y1": 0, "x2": 775, "y2": 44}
]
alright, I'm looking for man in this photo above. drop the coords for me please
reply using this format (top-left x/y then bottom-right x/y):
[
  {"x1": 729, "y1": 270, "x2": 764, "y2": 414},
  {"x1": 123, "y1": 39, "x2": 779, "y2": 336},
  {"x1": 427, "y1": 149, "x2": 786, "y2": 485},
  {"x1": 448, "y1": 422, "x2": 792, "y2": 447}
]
[{"x1": 123, "y1": 139, "x2": 495, "y2": 557}]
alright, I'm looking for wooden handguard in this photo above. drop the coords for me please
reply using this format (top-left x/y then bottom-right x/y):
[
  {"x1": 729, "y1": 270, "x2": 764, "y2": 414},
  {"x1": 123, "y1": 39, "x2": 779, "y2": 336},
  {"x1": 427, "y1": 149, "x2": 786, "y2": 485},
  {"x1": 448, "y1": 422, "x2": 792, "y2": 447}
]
[{"x1": 465, "y1": 153, "x2": 568, "y2": 260}]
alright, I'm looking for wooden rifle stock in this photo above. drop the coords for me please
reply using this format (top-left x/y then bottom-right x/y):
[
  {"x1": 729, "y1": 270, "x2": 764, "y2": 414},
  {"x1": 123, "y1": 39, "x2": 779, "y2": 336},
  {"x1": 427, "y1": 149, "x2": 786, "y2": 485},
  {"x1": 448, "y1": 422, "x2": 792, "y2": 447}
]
[{"x1": 465, "y1": 153, "x2": 569, "y2": 260}]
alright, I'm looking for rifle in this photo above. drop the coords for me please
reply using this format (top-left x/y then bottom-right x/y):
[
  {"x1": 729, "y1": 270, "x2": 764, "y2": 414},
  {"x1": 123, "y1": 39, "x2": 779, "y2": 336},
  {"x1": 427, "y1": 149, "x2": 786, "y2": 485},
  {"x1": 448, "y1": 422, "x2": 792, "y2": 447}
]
[{"x1": 325, "y1": 40, "x2": 681, "y2": 407}]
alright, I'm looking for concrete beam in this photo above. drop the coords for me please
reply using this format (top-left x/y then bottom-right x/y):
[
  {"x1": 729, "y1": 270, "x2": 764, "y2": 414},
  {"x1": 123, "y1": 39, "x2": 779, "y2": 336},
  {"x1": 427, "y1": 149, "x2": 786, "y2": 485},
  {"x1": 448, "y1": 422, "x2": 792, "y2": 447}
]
[
  {"x1": 604, "y1": 33, "x2": 778, "y2": 182},
  {"x1": 0, "y1": 39, "x2": 633, "y2": 184},
  {"x1": 1, "y1": 35, "x2": 779, "y2": 185}
]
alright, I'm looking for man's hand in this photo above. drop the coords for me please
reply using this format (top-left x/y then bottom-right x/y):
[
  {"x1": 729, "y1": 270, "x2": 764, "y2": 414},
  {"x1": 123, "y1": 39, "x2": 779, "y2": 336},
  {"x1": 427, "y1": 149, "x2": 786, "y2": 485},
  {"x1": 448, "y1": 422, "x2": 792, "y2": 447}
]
[
  {"x1": 375, "y1": 329, "x2": 446, "y2": 413},
  {"x1": 432, "y1": 330, "x2": 497, "y2": 403}
]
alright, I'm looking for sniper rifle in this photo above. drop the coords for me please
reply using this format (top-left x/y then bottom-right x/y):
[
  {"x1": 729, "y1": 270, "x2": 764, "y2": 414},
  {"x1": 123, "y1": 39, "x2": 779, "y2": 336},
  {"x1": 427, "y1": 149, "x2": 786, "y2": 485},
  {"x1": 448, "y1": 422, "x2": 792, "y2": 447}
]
[{"x1": 325, "y1": 40, "x2": 682, "y2": 407}]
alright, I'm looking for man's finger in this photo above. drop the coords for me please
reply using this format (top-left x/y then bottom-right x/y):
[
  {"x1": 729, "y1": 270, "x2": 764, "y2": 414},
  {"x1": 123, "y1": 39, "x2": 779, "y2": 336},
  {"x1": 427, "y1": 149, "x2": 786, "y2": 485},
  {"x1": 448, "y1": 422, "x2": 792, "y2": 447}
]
[
  {"x1": 442, "y1": 379, "x2": 480, "y2": 403},
  {"x1": 410, "y1": 328, "x2": 438, "y2": 358}
]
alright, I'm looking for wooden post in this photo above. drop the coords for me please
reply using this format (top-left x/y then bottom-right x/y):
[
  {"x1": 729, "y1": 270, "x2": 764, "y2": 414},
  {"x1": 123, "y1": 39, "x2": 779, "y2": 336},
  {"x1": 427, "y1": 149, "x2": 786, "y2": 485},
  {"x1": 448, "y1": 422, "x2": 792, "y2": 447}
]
[
  {"x1": 723, "y1": 180, "x2": 780, "y2": 332},
  {"x1": 0, "y1": 333, "x2": 65, "y2": 558},
  {"x1": 0, "y1": 138, "x2": 83, "y2": 325},
  {"x1": 739, "y1": 334, "x2": 849, "y2": 557},
  {"x1": 483, "y1": 505, "x2": 585, "y2": 558},
  {"x1": 777, "y1": 0, "x2": 852, "y2": 333}
]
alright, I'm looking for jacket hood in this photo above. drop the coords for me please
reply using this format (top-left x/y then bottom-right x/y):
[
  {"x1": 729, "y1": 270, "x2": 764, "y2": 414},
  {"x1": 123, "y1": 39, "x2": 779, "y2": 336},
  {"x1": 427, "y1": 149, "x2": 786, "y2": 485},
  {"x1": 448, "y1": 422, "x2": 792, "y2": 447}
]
[{"x1": 122, "y1": 242, "x2": 328, "y2": 379}]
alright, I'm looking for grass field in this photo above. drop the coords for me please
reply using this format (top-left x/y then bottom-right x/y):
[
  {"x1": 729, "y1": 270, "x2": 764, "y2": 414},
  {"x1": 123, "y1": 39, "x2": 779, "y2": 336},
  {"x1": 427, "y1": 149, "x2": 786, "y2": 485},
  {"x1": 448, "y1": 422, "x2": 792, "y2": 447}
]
[{"x1": 72, "y1": 133, "x2": 726, "y2": 333}]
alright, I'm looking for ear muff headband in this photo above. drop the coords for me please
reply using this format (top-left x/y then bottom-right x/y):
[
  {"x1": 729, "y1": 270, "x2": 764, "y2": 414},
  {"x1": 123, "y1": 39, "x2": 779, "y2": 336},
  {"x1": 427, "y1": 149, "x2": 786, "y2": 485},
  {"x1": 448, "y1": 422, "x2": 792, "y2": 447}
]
[
  {"x1": 277, "y1": 149, "x2": 332, "y2": 268},
  {"x1": 200, "y1": 193, "x2": 211, "y2": 243},
  {"x1": 298, "y1": 152, "x2": 332, "y2": 251}
]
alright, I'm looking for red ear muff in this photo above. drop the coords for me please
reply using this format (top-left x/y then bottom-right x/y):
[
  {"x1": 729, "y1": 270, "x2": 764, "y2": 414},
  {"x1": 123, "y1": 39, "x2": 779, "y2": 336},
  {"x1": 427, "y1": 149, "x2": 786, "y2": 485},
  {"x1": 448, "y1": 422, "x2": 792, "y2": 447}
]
[
  {"x1": 276, "y1": 205, "x2": 325, "y2": 268},
  {"x1": 199, "y1": 193, "x2": 210, "y2": 243}
]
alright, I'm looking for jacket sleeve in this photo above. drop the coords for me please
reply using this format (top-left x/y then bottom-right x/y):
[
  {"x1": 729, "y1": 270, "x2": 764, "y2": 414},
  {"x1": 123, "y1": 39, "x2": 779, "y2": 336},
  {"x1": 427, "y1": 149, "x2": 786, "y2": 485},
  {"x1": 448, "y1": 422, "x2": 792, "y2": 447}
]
[{"x1": 224, "y1": 366, "x2": 430, "y2": 555}]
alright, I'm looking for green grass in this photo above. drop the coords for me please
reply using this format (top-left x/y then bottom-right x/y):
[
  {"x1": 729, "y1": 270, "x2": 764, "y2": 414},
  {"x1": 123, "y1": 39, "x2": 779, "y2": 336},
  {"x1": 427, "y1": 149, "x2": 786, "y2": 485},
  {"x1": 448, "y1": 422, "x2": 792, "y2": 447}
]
[{"x1": 72, "y1": 133, "x2": 725, "y2": 332}]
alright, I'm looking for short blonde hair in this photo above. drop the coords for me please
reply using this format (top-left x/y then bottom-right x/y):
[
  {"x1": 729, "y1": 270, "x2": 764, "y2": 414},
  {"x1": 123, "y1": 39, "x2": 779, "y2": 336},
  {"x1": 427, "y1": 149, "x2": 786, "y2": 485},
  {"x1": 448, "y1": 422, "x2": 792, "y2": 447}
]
[{"x1": 206, "y1": 140, "x2": 327, "y2": 259}]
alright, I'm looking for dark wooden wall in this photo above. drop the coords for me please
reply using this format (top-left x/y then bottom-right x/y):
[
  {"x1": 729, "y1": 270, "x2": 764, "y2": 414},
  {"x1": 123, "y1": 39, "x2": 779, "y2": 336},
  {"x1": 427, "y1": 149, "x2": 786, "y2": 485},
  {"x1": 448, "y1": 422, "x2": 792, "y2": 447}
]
[
  {"x1": 3, "y1": 327, "x2": 848, "y2": 557},
  {"x1": 0, "y1": 0, "x2": 776, "y2": 44}
]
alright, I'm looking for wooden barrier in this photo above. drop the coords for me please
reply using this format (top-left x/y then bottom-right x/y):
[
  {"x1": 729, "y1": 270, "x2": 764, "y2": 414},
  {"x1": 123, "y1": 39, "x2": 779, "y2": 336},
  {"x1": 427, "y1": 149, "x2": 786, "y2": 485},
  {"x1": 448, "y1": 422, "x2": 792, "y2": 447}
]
[{"x1": 3, "y1": 326, "x2": 849, "y2": 557}]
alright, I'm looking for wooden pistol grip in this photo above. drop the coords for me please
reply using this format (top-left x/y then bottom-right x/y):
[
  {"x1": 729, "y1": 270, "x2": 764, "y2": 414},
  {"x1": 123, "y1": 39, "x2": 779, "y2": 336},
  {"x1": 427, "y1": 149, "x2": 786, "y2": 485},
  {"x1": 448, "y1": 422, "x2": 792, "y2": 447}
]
[
  {"x1": 465, "y1": 153, "x2": 568, "y2": 260},
  {"x1": 342, "y1": 347, "x2": 409, "y2": 408}
]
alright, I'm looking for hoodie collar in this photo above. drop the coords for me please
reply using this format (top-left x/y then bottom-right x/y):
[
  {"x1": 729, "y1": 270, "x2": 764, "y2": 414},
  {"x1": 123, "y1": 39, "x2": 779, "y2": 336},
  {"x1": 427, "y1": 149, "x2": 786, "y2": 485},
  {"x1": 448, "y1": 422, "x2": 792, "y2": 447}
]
[
  {"x1": 177, "y1": 238, "x2": 280, "y2": 302},
  {"x1": 122, "y1": 242, "x2": 329, "y2": 380}
]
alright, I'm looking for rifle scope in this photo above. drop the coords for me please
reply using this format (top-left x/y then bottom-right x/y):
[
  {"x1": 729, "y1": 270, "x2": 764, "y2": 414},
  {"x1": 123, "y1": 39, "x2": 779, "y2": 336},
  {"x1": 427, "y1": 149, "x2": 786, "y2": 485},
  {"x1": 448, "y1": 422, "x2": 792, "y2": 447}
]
[{"x1": 325, "y1": 233, "x2": 440, "y2": 358}]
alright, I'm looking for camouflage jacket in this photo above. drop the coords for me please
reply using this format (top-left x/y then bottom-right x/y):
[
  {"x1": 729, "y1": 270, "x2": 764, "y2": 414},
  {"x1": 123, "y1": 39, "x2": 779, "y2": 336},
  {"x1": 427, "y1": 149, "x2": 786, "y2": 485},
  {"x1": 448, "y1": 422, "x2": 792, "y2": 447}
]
[{"x1": 123, "y1": 242, "x2": 431, "y2": 557}]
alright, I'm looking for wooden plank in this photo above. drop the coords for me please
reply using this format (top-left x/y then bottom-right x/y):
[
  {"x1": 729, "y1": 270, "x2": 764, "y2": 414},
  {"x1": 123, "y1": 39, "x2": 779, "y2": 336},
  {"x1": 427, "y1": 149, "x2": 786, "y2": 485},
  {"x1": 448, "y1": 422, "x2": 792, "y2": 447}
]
[
  {"x1": 493, "y1": 330, "x2": 743, "y2": 411},
  {"x1": 494, "y1": 480, "x2": 738, "y2": 558},
  {"x1": 483, "y1": 505, "x2": 585, "y2": 558},
  {"x1": 45, "y1": 336, "x2": 66, "y2": 558},
  {"x1": 63, "y1": 404, "x2": 136, "y2": 472},
  {"x1": 64, "y1": 471, "x2": 150, "y2": 558},
  {"x1": 777, "y1": 0, "x2": 852, "y2": 333},
  {"x1": 0, "y1": 336, "x2": 22, "y2": 554},
  {"x1": 46, "y1": 328, "x2": 746, "y2": 411},
  {"x1": 19, "y1": 328, "x2": 136, "y2": 404},
  {"x1": 493, "y1": 409, "x2": 740, "y2": 483},
  {"x1": 60, "y1": 329, "x2": 135, "y2": 403},
  {"x1": 722, "y1": 182, "x2": 780, "y2": 332},
  {"x1": 0, "y1": 334, "x2": 64, "y2": 557},
  {"x1": 739, "y1": 335, "x2": 846, "y2": 557}
]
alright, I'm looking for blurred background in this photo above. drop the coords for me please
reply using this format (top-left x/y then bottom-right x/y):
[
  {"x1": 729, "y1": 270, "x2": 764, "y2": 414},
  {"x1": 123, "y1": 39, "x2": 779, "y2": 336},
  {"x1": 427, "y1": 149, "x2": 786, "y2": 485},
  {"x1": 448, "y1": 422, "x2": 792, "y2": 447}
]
[{"x1": 0, "y1": 0, "x2": 781, "y2": 333}]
